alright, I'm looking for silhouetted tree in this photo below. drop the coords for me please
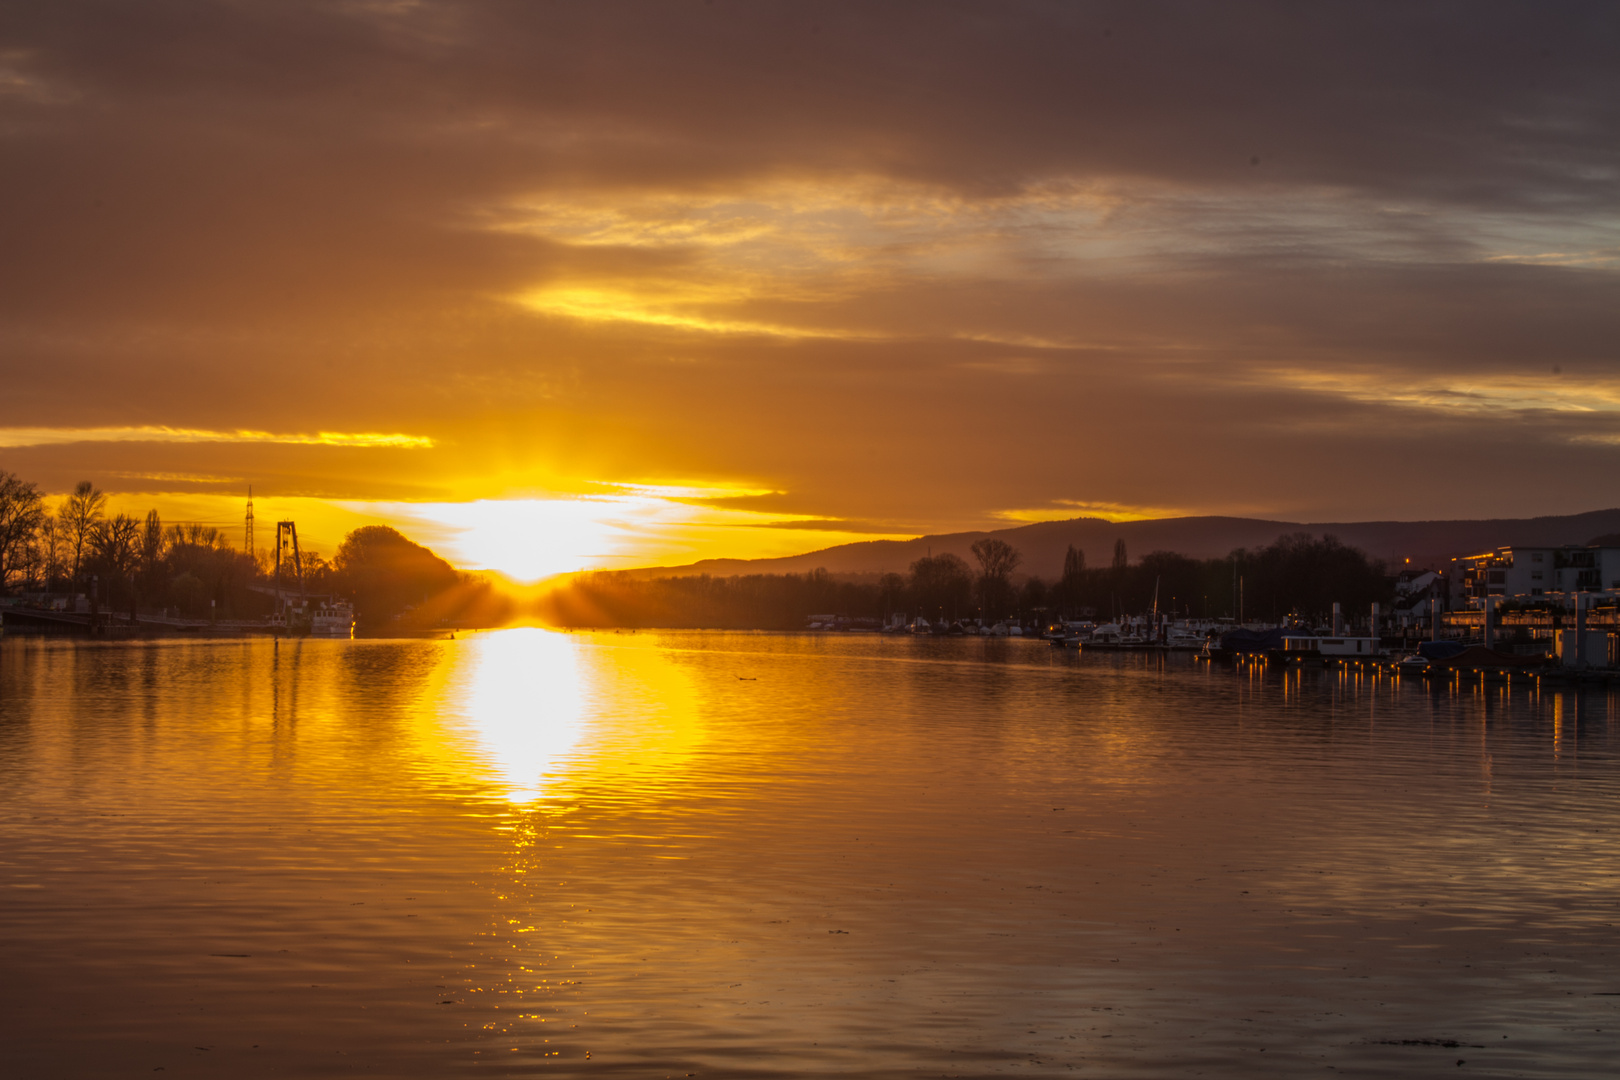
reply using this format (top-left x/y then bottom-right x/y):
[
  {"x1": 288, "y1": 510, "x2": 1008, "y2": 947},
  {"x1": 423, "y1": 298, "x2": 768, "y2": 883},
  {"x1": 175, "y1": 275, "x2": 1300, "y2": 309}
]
[
  {"x1": 333, "y1": 525, "x2": 459, "y2": 628},
  {"x1": 141, "y1": 511, "x2": 165, "y2": 576},
  {"x1": 163, "y1": 524, "x2": 252, "y2": 618},
  {"x1": 970, "y1": 537, "x2": 1021, "y2": 618},
  {"x1": 1238, "y1": 533, "x2": 1387, "y2": 620},
  {"x1": 909, "y1": 553, "x2": 973, "y2": 620},
  {"x1": 1056, "y1": 544, "x2": 1086, "y2": 615},
  {"x1": 1019, "y1": 575, "x2": 1049, "y2": 616},
  {"x1": 539, "y1": 569, "x2": 878, "y2": 630},
  {"x1": 37, "y1": 512, "x2": 66, "y2": 589},
  {"x1": 62, "y1": 480, "x2": 106, "y2": 584},
  {"x1": 170, "y1": 572, "x2": 207, "y2": 616},
  {"x1": 298, "y1": 550, "x2": 335, "y2": 594},
  {"x1": 878, "y1": 572, "x2": 907, "y2": 614},
  {"x1": 0, "y1": 471, "x2": 45, "y2": 592},
  {"x1": 88, "y1": 513, "x2": 141, "y2": 619}
]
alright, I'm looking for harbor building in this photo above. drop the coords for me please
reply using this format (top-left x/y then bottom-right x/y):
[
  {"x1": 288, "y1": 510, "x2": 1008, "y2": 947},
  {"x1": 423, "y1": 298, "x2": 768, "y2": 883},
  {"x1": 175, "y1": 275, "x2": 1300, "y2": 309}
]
[{"x1": 1453, "y1": 545, "x2": 1620, "y2": 605}]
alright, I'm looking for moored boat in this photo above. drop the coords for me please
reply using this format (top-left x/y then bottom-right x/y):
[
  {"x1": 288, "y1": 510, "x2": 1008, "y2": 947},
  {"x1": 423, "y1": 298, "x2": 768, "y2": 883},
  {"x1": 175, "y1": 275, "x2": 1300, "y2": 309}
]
[
  {"x1": 310, "y1": 600, "x2": 355, "y2": 638},
  {"x1": 1395, "y1": 653, "x2": 1430, "y2": 676}
]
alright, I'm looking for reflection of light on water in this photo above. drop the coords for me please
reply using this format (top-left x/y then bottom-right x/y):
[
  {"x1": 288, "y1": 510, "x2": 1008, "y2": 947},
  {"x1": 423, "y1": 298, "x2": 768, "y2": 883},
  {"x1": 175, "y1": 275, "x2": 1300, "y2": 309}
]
[
  {"x1": 425, "y1": 628, "x2": 588, "y2": 803},
  {"x1": 406, "y1": 628, "x2": 708, "y2": 805},
  {"x1": 471, "y1": 628, "x2": 590, "y2": 802},
  {"x1": 568, "y1": 634, "x2": 706, "y2": 802}
]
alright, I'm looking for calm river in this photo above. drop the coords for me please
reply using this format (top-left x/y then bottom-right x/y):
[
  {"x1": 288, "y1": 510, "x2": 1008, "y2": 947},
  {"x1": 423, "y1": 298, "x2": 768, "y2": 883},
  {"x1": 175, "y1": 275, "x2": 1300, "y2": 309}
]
[{"x1": 2, "y1": 630, "x2": 1618, "y2": 1077}]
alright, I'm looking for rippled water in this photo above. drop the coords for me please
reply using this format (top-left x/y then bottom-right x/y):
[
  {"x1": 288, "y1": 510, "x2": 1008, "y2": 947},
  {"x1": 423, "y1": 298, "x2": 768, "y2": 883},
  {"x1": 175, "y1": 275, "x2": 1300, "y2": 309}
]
[{"x1": 3, "y1": 629, "x2": 1619, "y2": 1078}]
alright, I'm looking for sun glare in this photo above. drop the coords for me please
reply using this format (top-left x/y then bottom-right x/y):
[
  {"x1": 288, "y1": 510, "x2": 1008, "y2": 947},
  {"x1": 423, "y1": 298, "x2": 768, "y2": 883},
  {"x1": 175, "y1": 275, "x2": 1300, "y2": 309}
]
[
  {"x1": 387, "y1": 498, "x2": 632, "y2": 582},
  {"x1": 364, "y1": 490, "x2": 908, "y2": 582}
]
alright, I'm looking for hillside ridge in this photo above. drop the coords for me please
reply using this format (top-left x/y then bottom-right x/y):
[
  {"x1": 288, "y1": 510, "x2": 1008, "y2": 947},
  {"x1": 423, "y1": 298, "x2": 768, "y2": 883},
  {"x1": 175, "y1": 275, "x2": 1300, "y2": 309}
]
[{"x1": 611, "y1": 509, "x2": 1620, "y2": 580}]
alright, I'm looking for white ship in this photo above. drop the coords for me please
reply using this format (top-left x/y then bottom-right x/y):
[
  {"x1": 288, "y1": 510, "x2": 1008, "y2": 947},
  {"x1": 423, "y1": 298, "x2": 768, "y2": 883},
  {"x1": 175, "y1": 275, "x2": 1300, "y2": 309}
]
[{"x1": 309, "y1": 600, "x2": 355, "y2": 638}]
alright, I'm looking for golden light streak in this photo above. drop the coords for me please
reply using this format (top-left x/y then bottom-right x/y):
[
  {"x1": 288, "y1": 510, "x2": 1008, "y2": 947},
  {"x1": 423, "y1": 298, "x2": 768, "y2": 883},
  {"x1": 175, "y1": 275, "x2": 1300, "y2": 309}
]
[
  {"x1": 1482, "y1": 248, "x2": 1620, "y2": 267},
  {"x1": 514, "y1": 285, "x2": 873, "y2": 340},
  {"x1": 992, "y1": 500, "x2": 1190, "y2": 524},
  {"x1": 108, "y1": 471, "x2": 247, "y2": 484},
  {"x1": 1237, "y1": 367, "x2": 1620, "y2": 423},
  {"x1": 0, "y1": 426, "x2": 434, "y2": 448}
]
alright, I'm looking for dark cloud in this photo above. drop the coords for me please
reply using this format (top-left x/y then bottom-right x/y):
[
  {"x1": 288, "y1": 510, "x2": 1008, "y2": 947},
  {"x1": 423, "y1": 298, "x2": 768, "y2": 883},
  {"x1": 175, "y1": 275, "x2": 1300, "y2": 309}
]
[{"x1": 10, "y1": 2, "x2": 1615, "y2": 200}]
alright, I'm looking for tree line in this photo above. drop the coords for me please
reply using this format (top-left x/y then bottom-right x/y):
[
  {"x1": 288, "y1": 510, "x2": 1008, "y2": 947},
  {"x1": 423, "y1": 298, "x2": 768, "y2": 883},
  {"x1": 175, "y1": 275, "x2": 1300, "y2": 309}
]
[
  {"x1": 0, "y1": 472, "x2": 508, "y2": 631},
  {"x1": 538, "y1": 532, "x2": 1392, "y2": 629},
  {"x1": 539, "y1": 567, "x2": 884, "y2": 630},
  {"x1": 1048, "y1": 533, "x2": 1390, "y2": 622}
]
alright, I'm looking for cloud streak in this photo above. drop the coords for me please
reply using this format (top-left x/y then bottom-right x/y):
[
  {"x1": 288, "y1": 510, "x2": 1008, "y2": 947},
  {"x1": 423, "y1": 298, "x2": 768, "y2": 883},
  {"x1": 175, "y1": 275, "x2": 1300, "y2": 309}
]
[{"x1": 0, "y1": 427, "x2": 434, "y2": 449}]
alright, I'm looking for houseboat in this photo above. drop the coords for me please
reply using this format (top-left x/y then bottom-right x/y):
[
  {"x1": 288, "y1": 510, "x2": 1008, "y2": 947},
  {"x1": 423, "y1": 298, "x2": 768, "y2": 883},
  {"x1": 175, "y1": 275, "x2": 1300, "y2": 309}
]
[{"x1": 1281, "y1": 634, "x2": 1382, "y2": 660}]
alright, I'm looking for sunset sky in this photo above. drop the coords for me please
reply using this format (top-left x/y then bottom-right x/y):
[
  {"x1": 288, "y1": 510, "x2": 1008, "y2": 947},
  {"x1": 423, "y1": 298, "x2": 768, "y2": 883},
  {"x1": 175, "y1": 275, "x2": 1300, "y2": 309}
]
[{"x1": 3, "y1": 3, "x2": 1617, "y2": 579}]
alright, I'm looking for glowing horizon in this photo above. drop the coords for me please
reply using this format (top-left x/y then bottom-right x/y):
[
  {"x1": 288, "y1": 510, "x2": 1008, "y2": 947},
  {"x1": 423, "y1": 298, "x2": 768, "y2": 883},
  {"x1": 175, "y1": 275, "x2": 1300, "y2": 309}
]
[{"x1": 86, "y1": 488, "x2": 921, "y2": 582}]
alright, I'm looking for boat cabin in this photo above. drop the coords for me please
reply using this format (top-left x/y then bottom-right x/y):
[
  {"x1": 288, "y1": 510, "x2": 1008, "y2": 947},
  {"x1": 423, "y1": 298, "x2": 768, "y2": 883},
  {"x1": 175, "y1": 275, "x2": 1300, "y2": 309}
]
[{"x1": 1282, "y1": 635, "x2": 1380, "y2": 657}]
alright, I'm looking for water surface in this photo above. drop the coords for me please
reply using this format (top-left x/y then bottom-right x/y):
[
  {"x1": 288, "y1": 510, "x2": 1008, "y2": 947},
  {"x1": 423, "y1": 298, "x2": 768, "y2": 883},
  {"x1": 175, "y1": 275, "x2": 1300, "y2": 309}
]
[{"x1": 2, "y1": 630, "x2": 1618, "y2": 1077}]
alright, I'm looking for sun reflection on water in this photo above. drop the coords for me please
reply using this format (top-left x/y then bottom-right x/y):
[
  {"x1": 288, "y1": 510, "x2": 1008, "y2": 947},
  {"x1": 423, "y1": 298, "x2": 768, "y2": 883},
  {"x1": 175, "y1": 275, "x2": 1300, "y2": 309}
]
[
  {"x1": 410, "y1": 628, "x2": 588, "y2": 803},
  {"x1": 405, "y1": 628, "x2": 708, "y2": 805}
]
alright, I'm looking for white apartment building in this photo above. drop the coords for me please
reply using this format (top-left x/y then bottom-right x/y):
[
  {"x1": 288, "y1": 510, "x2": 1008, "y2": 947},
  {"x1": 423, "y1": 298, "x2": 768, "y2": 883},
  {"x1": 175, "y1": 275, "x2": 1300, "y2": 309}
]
[{"x1": 1454, "y1": 545, "x2": 1620, "y2": 604}]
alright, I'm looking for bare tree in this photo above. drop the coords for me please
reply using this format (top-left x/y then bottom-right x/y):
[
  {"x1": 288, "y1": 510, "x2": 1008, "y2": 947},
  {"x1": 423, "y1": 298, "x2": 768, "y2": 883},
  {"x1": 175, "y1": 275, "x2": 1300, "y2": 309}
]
[
  {"x1": 970, "y1": 537, "x2": 1021, "y2": 618},
  {"x1": 167, "y1": 522, "x2": 222, "y2": 549},
  {"x1": 91, "y1": 513, "x2": 142, "y2": 622},
  {"x1": 141, "y1": 510, "x2": 166, "y2": 576},
  {"x1": 1112, "y1": 538, "x2": 1128, "y2": 573},
  {"x1": 970, "y1": 538, "x2": 1021, "y2": 581},
  {"x1": 92, "y1": 514, "x2": 141, "y2": 573},
  {"x1": 38, "y1": 513, "x2": 65, "y2": 588},
  {"x1": 0, "y1": 471, "x2": 46, "y2": 593},
  {"x1": 62, "y1": 480, "x2": 107, "y2": 584}
]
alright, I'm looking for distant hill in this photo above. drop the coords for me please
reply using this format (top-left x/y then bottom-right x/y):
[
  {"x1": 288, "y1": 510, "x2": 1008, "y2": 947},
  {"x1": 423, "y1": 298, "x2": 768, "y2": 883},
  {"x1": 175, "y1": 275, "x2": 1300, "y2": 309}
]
[{"x1": 617, "y1": 509, "x2": 1620, "y2": 581}]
